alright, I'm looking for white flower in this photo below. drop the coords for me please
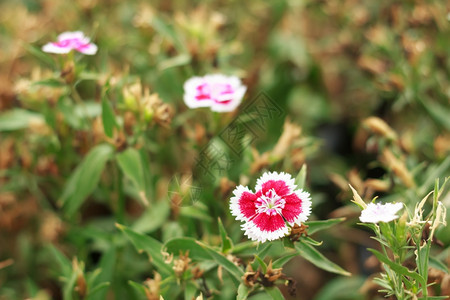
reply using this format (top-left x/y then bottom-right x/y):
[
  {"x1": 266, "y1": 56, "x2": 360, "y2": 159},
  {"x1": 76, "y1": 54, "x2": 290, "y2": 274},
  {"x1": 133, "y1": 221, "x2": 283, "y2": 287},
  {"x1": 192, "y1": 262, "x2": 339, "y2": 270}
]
[{"x1": 359, "y1": 202, "x2": 403, "y2": 223}]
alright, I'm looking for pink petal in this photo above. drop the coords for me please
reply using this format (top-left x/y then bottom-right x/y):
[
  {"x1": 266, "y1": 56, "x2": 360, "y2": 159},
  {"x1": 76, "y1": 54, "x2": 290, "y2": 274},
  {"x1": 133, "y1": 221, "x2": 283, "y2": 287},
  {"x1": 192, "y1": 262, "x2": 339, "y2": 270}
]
[
  {"x1": 76, "y1": 43, "x2": 98, "y2": 55},
  {"x1": 230, "y1": 185, "x2": 257, "y2": 222},
  {"x1": 243, "y1": 214, "x2": 288, "y2": 243},
  {"x1": 286, "y1": 190, "x2": 312, "y2": 225},
  {"x1": 255, "y1": 172, "x2": 296, "y2": 196},
  {"x1": 280, "y1": 193, "x2": 302, "y2": 223}
]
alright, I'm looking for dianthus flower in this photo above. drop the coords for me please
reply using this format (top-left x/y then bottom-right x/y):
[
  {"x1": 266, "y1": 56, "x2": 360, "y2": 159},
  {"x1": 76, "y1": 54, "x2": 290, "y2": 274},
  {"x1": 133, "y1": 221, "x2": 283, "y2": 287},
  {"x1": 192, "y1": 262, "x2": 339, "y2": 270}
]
[
  {"x1": 230, "y1": 172, "x2": 311, "y2": 243},
  {"x1": 359, "y1": 202, "x2": 403, "y2": 223},
  {"x1": 183, "y1": 74, "x2": 246, "y2": 112},
  {"x1": 42, "y1": 31, "x2": 97, "y2": 55}
]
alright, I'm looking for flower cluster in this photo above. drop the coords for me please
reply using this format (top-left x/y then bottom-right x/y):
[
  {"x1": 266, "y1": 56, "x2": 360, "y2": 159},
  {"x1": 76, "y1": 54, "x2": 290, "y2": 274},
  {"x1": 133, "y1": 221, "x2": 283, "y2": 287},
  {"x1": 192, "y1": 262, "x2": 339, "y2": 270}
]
[
  {"x1": 230, "y1": 172, "x2": 311, "y2": 243},
  {"x1": 183, "y1": 74, "x2": 246, "y2": 112},
  {"x1": 42, "y1": 31, "x2": 97, "y2": 55},
  {"x1": 359, "y1": 202, "x2": 403, "y2": 223}
]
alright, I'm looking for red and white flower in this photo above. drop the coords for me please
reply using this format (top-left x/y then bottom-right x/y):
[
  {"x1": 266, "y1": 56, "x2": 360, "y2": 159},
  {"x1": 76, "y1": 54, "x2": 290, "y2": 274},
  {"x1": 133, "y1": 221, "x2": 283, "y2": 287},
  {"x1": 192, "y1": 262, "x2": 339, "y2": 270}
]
[
  {"x1": 183, "y1": 74, "x2": 246, "y2": 112},
  {"x1": 359, "y1": 202, "x2": 403, "y2": 223},
  {"x1": 42, "y1": 31, "x2": 98, "y2": 55},
  {"x1": 230, "y1": 172, "x2": 312, "y2": 243}
]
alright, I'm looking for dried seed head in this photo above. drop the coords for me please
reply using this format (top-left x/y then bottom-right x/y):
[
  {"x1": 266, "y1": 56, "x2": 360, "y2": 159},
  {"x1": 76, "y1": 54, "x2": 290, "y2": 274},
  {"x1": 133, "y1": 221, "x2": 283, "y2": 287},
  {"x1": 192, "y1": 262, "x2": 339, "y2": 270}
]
[
  {"x1": 363, "y1": 117, "x2": 397, "y2": 141},
  {"x1": 380, "y1": 149, "x2": 415, "y2": 188}
]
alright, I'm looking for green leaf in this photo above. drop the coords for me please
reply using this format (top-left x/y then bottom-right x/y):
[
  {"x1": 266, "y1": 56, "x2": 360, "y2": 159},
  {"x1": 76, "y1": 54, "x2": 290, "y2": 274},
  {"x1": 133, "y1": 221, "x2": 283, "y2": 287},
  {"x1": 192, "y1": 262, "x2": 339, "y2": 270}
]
[
  {"x1": 272, "y1": 252, "x2": 298, "y2": 269},
  {"x1": 132, "y1": 201, "x2": 170, "y2": 233},
  {"x1": 305, "y1": 218, "x2": 346, "y2": 235},
  {"x1": 164, "y1": 237, "x2": 211, "y2": 261},
  {"x1": 46, "y1": 245, "x2": 72, "y2": 278},
  {"x1": 60, "y1": 144, "x2": 114, "y2": 217},
  {"x1": 314, "y1": 276, "x2": 365, "y2": 300},
  {"x1": 295, "y1": 164, "x2": 307, "y2": 189},
  {"x1": 218, "y1": 218, "x2": 233, "y2": 253},
  {"x1": 101, "y1": 96, "x2": 118, "y2": 138},
  {"x1": 24, "y1": 44, "x2": 56, "y2": 68},
  {"x1": 0, "y1": 109, "x2": 44, "y2": 132},
  {"x1": 237, "y1": 283, "x2": 253, "y2": 300},
  {"x1": 127, "y1": 280, "x2": 147, "y2": 297},
  {"x1": 179, "y1": 205, "x2": 213, "y2": 222},
  {"x1": 253, "y1": 255, "x2": 267, "y2": 273},
  {"x1": 416, "y1": 242, "x2": 431, "y2": 280},
  {"x1": 429, "y1": 256, "x2": 449, "y2": 274},
  {"x1": 369, "y1": 249, "x2": 426, "y2": 288},
  {"x1": 197, "y1": 242, "x2": 244, "y2": 285},
  {"x1": 117, "y1": 224, "x2": 173, "y2": 276},
  {"x1": 295, "y1": 240, "x2": 351, "y2": 276},
  {"x1": 184, "y1": 281, "x2": 197, "y2": 300},
  {"x1": 116, "y1": 148, "x2": 148, "y2": 206},
  {"x1": 33, "y1": 78, "x2": 66, "y2": 88},
  {"x1": 87, "y1": 248, "x2": 116, "y2": 300},
  {"x1": 158, "y1": 54, "x2": 191, "y2": 71},
  {"x1": 263, "y1": 287, "x2": 284, "y2": 300}
]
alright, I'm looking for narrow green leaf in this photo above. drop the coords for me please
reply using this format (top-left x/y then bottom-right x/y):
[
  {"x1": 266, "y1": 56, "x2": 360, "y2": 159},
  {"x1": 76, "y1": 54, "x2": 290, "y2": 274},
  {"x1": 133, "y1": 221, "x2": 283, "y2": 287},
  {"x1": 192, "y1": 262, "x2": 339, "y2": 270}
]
[
  {"x1": 87, "y1": 282, "x2": 110, "y2": 299},
  {"x1": 0, "y1": 109, "x2": 44, "y2": 132},
  {"x1": 116, "y1": 148, "x2": 148, "y2": 205},
  {"x1": 314, "y1": 276, "x2": 366, "y2": 300},
  {"x1": 46, "y1": 245, "x2": 72, "y2": 278},
  {"x1": 127, "y1": 280, "x2": 147, "y2": 297},
  {"x1": 24, "y1": 44, "x2": 56, "y2": 68},
  {"x1": 87, "y1": 248, "x2": 116, "y2": 300},
  {"x1": 158, "y1": 54, "x2": 191, "y2": 71},
  {"x1": 101, "y1": 96, "x2": 118, "y2": 138},
  {"x1": 179, "y1": 205, "x2": 213, "y2": 222},
  {"x1": 184, "y1": 281, "x2": 197, "y2": 300},
  {"x1": 253, "y1": 255, "x2": 267, "y2": 273},
  {"x1": 218, "y1": 218, "x2": 233, "y2": 253},
  {"x1": 33, "y1": 78, "x2": 66, "y2": 87},
  {"x1": 117, "y1": 224, "x2": 173, "y2": 276},
  {"x1": 197, "y1": 242, "x2": 244, "y2": 285},
  {"x1": 369, "y1": 249, "x2": 426, "y2": 287},
  {"x1": 132, "y1": 201, "x2": 170, "y2": 233},
  {"x1": 429, "y1": 256, "x2": 449, "y2": 274},
  {"x1": 272, "y1": 252, "x2": 298, "y2": 269},
  {"x1": 237, "y1": 283, "x2": 253, "y2": 300},
  {"x1": 295, "y1": 241, "x2": 351, "y2": 276},
  {"x1": 60, "y1": 144, "x2": 114, "y2": 217},
  {"x1": 295, "y1": 164, "x2": 307, "y2": 189},
  {"x1": 264, "y1": 287, "x2": 285, "y2": 300},
  {"x1": 256, "y1": 243, "x2": 272, "y2": 259},
  {"x1": 305, "y1": 218, "x2": 346, "y2": 235},
  {"x1": 164, "y1": 237, "x2": 211, "y2": 261}
]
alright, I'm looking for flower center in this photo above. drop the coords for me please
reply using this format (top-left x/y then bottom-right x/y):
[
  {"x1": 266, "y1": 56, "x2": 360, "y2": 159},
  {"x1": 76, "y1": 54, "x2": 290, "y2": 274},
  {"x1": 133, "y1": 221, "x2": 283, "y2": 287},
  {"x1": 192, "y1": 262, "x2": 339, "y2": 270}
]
[{"x1": 256, "y1": 188, "x2": 286, "y2": 216}]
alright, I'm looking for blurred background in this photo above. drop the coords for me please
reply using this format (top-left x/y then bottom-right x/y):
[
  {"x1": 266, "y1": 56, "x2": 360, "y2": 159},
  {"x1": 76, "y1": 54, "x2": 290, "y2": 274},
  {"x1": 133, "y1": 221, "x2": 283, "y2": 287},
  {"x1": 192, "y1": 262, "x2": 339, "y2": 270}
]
[{"x1": 0, "y1": 0, "x2": 449, "y2": 299}]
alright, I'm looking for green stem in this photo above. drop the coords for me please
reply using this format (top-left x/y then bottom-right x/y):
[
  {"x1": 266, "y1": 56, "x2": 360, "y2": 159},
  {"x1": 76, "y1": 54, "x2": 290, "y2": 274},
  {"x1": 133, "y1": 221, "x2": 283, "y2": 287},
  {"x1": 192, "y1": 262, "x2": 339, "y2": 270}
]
[{"x1": 115, "y1": 162, "x2": 125, "y2": 224}]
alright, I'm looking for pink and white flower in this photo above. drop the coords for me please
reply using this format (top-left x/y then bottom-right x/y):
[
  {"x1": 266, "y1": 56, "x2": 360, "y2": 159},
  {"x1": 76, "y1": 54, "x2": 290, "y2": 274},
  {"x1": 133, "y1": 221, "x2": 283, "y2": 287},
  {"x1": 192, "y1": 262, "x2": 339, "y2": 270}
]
[
  {"x1": 359, "y1": 202, "x2": 403, "y2": 223},
  {"x1": 230, "y1": 172, "x2": 312, "y2": 243},
  {"x1": 42, "y1": 31, "x2": 98, "y2": 55},
  {"x1": 183, "y1": 74, "x2": 246, "y2": 112}
]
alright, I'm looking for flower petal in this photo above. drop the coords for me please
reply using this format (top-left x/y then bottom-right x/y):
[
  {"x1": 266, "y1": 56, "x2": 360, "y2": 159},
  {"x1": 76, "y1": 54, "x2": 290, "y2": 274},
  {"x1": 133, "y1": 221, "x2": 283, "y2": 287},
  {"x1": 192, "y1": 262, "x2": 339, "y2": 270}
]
[
  {"x1": 76, "y1": 43, "x2": 98, "y2": 55},
  {"x1": 282, "y1": 190, "x2": 312, "y2": 225},
  {"x1": 255, "y1": 171, "x2": 296, "y2": 197},
  {"x1": 183, "y1": 77, "x2": 214, "y2": 108},
  {"x1": 242, "y1": 213, "x2": 288, "y2": 243},
  {"x1": 360, "y1": 202, "x2": 403, "y2": 223},
  {"x1": 57, "y1": 31, "x2": 86, "y2": 41},
  {"x1": 42, "y1": 42, "x2": 72, "y2": 54},
  {"x1": 230, "y1": 185, "x2": 257, "y2": 222}
]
